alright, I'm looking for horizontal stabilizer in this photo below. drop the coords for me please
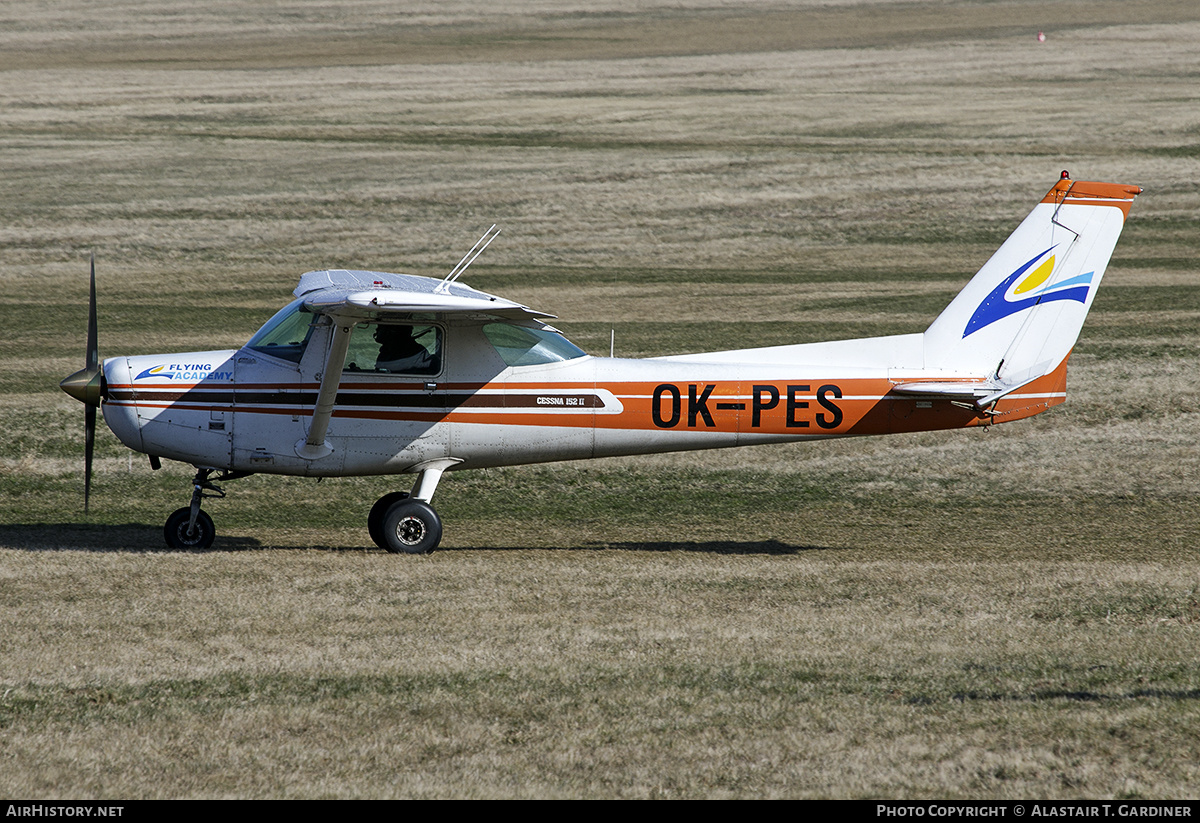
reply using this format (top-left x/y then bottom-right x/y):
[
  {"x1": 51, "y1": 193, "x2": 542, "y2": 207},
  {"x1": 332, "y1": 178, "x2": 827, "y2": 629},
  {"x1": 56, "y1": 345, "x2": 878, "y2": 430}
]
[
  {"x1": 890, "y1": 381, "x2": 998, "y2": 400},
  {"x1": 891, "y1": 373, "x2": 1046, "y2": 413}
]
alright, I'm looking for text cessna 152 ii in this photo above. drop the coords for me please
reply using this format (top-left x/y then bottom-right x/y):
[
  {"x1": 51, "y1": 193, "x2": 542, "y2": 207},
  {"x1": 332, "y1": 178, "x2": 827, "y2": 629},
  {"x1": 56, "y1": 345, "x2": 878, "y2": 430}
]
[{"x1": 61, "y1": 174, "x2": 1140, "y2": 553}]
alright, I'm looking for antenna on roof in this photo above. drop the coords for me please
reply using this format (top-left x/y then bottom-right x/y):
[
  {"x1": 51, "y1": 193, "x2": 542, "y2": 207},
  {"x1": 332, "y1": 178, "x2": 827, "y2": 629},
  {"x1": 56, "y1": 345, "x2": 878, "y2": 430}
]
[{"x1": 437, "y1": 224, "x2": 500, "y2": 292}]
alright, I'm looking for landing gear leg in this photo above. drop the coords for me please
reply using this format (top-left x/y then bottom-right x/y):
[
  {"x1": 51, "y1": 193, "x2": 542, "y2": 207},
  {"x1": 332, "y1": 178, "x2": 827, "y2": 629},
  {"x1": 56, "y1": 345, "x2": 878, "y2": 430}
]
[
  {"x1": 163, "y1": 468, "x2": 250, "y2": 550},
  {"x1": 370, "y1": 460, "x2": 458, "y2": 554}
]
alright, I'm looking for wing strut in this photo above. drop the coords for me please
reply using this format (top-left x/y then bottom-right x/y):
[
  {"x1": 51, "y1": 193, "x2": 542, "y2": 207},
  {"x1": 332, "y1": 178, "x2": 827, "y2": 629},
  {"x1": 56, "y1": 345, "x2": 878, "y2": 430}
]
[{"x1": 295, "y1": 320, "x2": 353, "y2": 460}]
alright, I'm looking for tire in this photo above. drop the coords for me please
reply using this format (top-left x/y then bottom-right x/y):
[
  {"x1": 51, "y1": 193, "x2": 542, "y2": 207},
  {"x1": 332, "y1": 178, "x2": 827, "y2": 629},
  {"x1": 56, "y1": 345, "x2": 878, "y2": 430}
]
[
  {"x1": 368, "y1": 492, "x2": 409, "y2": 549},
  {"x1": 164, "y1": 507, "x2": 216, "y2": 549},
  {"x1": 380, "y1": 499, "x2": 442, "y2": 555}
]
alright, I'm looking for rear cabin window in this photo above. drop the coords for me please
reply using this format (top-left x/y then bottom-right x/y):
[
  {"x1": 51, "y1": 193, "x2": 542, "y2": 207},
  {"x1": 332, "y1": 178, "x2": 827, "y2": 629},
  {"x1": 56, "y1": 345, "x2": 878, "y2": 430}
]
[{"x1": 483, "y1": 322, "x2": 586, "y2": 367}]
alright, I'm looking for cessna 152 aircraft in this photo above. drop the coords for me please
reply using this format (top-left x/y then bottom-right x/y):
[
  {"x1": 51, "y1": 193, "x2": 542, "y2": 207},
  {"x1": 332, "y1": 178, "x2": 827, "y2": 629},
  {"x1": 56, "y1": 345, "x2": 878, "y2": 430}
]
[{"x1": 61, "y1": 174, "x2": 1140, "y2": 553}]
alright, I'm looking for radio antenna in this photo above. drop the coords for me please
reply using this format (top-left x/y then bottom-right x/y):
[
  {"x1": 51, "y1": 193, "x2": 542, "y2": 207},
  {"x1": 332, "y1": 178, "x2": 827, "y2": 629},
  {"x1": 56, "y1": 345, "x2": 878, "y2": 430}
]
[{"x1": 438, "y1": 224, "x2": 500, "y2": 291}]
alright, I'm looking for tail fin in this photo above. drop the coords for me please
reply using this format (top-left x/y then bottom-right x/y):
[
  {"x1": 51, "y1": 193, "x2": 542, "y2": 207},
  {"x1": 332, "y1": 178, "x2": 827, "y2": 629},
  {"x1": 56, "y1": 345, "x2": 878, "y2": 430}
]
[{"x1": 923, "y1": 176, "x2": 1140, "y2": 387}]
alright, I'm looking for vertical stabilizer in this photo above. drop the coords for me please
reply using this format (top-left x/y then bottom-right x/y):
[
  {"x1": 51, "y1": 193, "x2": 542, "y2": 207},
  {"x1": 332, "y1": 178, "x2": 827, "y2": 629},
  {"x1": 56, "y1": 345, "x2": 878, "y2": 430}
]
[{"x1": 922, "y1": 177, "x2": 1140, "y2": 385}]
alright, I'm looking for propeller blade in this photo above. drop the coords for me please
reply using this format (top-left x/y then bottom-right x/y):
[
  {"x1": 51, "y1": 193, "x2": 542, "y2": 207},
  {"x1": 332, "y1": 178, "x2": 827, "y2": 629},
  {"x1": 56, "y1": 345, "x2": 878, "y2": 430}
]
[
  {"x1": 87, "y1": 252, "x2": 98, "y2": 371},
  {"x1": 85, "y1": 252, "x2": 98, "y2": 513},
  {"x1": 85, "y1": 403, "x2": 95, "y2": 514},
  {"x1": 60, "y1": 254, "x2": 104, "y2": 405}
]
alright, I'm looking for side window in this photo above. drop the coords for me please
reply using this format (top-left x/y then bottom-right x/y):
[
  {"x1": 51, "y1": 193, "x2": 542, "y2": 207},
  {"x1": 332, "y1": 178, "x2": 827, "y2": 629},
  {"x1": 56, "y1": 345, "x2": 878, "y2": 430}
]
[
  {"x1": 345, "y1": 323, "x2": 442, "y2": 376},
  {"x1": 483, "y1": 322, "x2": 587, "y2": 366}
]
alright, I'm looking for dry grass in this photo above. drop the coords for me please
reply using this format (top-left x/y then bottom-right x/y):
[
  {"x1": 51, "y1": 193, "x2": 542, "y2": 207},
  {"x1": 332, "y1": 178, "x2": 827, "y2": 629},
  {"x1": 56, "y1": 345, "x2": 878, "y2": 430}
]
[
  {"x1": 2, "y1": 0, "x2": 1200, "y2": 800},
  {"x1": 3, "y1": 551, "x2": 1200, "y2": 798}
]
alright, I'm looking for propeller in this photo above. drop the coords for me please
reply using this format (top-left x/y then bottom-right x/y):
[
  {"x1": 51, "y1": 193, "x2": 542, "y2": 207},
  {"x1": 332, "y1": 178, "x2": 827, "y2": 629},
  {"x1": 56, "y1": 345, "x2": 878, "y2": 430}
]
[{"x1": 59, "y1": 253, "x2": 104, "y2": 512}]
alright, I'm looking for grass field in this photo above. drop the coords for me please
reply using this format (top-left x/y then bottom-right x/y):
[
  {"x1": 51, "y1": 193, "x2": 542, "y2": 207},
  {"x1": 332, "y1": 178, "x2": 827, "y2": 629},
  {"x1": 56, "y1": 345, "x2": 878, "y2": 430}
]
[{"x1": 2, "y1": 0, "x2": 1199, "y2": 799}]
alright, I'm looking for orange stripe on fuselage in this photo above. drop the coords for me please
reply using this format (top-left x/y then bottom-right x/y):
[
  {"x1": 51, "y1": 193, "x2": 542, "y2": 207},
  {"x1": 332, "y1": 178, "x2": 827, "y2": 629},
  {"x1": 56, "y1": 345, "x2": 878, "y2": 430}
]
[
  {"x1": 109, "y1": 360, "x2": 1073, "y2": 438},
  {"x1": 445, "y1": 374, "x2": 1067, "y2": 437}
]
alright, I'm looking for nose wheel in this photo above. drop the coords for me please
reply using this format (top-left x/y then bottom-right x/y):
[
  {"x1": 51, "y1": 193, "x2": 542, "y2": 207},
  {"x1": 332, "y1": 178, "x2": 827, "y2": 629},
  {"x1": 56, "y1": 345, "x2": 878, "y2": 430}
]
[
  {"x1": 164, "y1": 507, "x2": 216, "y2": 549},
  {"x1": 163, "y1": 468, "x2": 250, "y2": 550}
]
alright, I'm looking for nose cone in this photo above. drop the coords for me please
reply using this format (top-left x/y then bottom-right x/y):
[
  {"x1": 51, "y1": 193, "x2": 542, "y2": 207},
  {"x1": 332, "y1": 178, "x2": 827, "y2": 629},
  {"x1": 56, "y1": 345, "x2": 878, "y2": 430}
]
[
  {"x1": 98, "y1": 357, "x2": 145, "y2": 453},
  {"x1": 60, "y1": 366, "x2": 104, "y2": 406}
]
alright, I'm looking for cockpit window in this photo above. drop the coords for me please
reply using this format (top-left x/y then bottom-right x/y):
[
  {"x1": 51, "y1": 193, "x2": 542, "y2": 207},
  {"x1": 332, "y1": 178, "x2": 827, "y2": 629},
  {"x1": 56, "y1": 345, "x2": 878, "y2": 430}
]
[
  {"x1": 346, "y1": 323, "x2": 442, "y2": 376},
  {"x1": 483, "y1": 322, "x2": 587, "y2": 367},
  {"x1": 245, "y1": 298, "x2": 318, "y2": 363}
]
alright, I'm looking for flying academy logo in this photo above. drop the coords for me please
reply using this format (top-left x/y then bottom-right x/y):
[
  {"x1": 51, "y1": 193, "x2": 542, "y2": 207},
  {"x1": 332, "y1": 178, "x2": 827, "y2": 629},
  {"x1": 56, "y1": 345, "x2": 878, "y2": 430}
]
[
  {"x1": 134, "y1": 363, "x2": 232, "y2": 381},
  {"x1": 963, "y1": 245, "x2": 1094, "y2": 337},
  {"x1": 135, "y1": 365, "x2": 176, "y2": 380}
]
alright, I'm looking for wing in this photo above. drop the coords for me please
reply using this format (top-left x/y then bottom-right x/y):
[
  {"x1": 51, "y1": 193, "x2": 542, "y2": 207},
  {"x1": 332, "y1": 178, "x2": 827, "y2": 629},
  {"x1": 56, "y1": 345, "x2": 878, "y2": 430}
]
[{"x1": 295, "y1": 269, "x2": 553, "y2": 321}]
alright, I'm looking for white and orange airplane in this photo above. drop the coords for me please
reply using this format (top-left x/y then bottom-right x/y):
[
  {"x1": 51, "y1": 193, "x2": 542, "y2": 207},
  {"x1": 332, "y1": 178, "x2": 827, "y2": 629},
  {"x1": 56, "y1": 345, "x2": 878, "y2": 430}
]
[{"x1": 61, "y1": 174, "x2": 1140, "y2": 552}]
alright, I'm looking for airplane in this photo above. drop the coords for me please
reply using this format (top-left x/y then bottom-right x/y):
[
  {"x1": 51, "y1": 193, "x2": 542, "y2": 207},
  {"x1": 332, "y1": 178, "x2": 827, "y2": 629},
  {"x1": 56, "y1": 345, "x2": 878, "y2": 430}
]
[{"x1": 60, "y1": 173, "x2": 1141, "y2": 553}]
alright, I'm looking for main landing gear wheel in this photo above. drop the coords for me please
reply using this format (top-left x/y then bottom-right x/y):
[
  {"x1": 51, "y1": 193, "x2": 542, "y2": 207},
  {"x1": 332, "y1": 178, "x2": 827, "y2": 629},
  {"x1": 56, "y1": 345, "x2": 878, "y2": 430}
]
[
  {"x1": 368, "y1": 491, "x2": 409, "y2": 549},
  {"x1": 164, "y1": 507, "x2": 216, "y2": 549},
  {"x1": 380, "y1": 499, "x2": 442, "y2": 554}
]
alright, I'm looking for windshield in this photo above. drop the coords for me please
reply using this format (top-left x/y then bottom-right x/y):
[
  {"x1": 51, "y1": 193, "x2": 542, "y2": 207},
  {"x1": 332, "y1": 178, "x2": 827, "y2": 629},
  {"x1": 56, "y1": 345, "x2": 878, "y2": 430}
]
[
  {"x1": 483, "y1": 322, "x2": 587, "y2": 367},
  {"x1": 245, "y1": 298, "x2": 318, "y2": 363}
]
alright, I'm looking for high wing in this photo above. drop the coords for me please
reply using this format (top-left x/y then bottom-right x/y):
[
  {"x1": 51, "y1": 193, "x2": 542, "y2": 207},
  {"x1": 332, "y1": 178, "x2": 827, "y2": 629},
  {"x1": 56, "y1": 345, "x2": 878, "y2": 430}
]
[
  {"x1": 293, "y1": 269, "x2": 553, "y2": 459},
  {"x1": 295, "y1": 269, "x2": 553, "y2": 321}
]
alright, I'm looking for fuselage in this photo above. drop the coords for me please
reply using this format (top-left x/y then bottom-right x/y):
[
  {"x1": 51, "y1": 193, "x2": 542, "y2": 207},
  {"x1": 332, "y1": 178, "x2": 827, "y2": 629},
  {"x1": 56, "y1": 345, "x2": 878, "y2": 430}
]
[{"x1": 99, "y1": 317, "x2": 1065, "y2": 478}]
